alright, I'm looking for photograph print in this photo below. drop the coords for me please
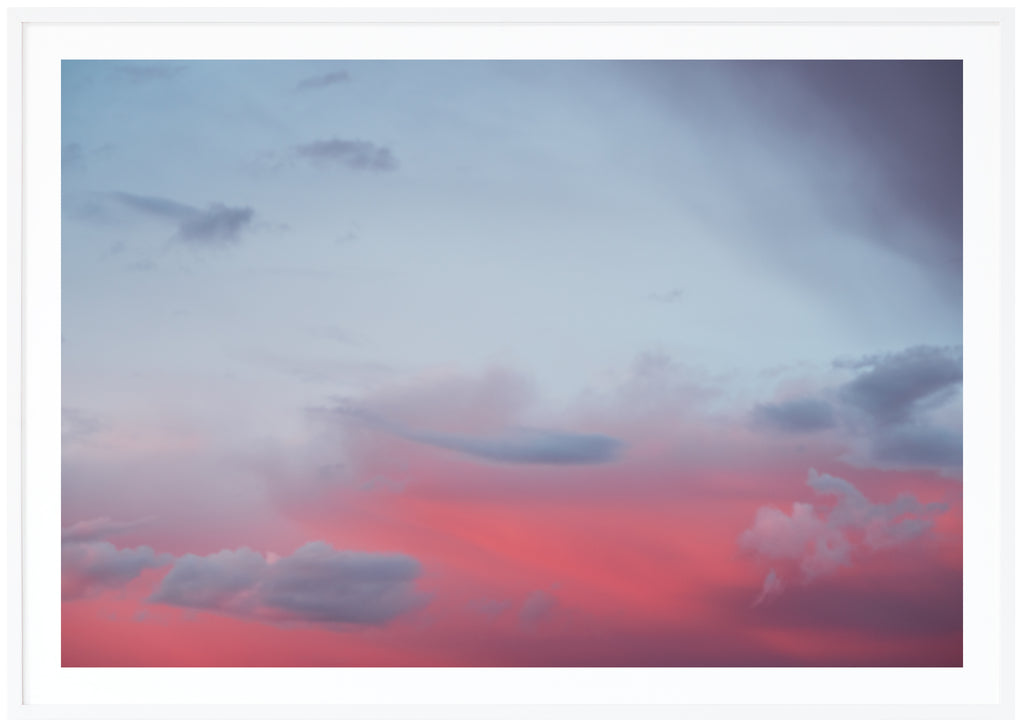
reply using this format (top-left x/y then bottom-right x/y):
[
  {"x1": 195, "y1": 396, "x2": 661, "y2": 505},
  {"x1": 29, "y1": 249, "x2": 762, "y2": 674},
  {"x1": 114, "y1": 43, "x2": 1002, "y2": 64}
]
[{"x1": 61, "y1": 60, "x2": 962, "y2": 667}]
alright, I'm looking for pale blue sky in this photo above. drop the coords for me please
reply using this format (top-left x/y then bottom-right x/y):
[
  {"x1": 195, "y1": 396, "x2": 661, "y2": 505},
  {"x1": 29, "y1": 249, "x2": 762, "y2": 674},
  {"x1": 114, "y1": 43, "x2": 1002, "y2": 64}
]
[{"x1": 62, "y1": 60, "x2": 962, "y2": 438}]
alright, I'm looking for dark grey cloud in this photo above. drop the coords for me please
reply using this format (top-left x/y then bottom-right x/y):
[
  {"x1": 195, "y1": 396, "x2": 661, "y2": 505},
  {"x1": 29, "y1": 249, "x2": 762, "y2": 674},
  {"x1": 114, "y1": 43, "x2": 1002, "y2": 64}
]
[
  {"x1": 149, "y1": 542, "x2": 425, "y2": 626},
  {"x1": 340, "y1": 407, "x2": 624, "y2": 465},
  {"x1": 114, "y1": 192, "x2": 254, "y2": 245},
  {"x1": 621, "y1": 61, "x2": 962, "y2": 297},
  {"x1": 838, "y1": 345, "x2": 962, "y2": 425},
  {"x1": 830, "y1": 345, "x2": 962, "y2": 471},
  {"x1": 779, "y1": 61, "x2": 962, "y2": 280},
  {"x1": 295, "y1": 139, "x2": 398, "y2": 171},
  {"x1": 149, "y1": 548, "x2": 266, "y2": 611},
  {"x1": 295, "y1": 70, "x2": 349, "y2": 91},
  {"x1": 868, "y1": 425, "x2": 963, "y2": 469},
  {"x1": 751, "y1": 397, "x2": 835, "y2": 434},
  {"x1": 258, "y1": 543, "x2": 424, "y2": 624},
  {"x1": 61, "y1": 516, "x2": 155, "y2": 544},
  {"x1": 62, "y1": 540, "x2": 172, "y2": 600}
]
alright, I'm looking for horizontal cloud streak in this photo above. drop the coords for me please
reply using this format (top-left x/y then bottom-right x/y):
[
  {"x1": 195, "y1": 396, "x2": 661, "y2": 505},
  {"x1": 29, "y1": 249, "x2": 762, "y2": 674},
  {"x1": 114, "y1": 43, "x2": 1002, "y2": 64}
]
[
  {"x1": 340, "y1": 406, "x2": 624, "y2": 465},
  {"x1": 294, "y1": 139, "x2": 398, "y2": 171},
  {"x1": 114, "y1": 192, "x2": 254, "y2": 245},
  {"x1": 295, "y1": 70, "x2": 349, "y2": 91},
  {"x1": 61, "y1": 516, "x2": 155, "y2": 544}
]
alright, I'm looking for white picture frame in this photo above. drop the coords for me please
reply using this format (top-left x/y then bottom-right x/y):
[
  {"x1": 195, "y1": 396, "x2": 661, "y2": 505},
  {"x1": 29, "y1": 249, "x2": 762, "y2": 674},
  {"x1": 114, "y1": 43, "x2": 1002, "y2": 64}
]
[{"x1": 6, "y1": 6, "x2": 1015, "y2": 721}]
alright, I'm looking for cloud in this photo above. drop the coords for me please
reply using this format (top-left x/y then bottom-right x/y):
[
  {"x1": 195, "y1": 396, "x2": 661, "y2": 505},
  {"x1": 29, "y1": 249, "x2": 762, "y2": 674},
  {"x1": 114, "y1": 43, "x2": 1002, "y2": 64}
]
[
  {"x1": 838, "y1": 345, "x2": 962, "y2": 425},
  {"x1": 62, "y1": 540, "x2": 172, "y2": 600},
  {"x1": 831, "y1": 345, "x2": 962, "y2": 471},
  {"x1": 519, "y1": 588, "x2": 558, "y2": 628},
  {"x1": 865, "y1": 424, "x2": 963, "y2": 470},
  {"x1": 752, "y1": 569, "x2": 784, "y2": 607},
  {"x1": 740, "y1": 469, "x2": 947, "y2": 601},
  {"x1": 114, "y1": 192, "x2": 254, "y2": 246},
  {"x1": 294, "y1": 139, "x2": 398, "y2": 171},
  {"x1": 751, "y1": 397, "x2": 835, "y2": 433},
  {"x1": 650, "y1": 287, "x2": 685, "y2": 303},
  {"x1": 259, "y1": 543, "x2": 424, "y2": 624},
  {"x1": 149, "y1": 542, "x2": 425, "y2": 626},
  {"x1": 61, "y1": 516, "x2": 155, "y2": 544},
  {"x1": 295, "y1": 70, "x2": 349, "y2": 91},
  {"x1": 148, "y1": 548, "x2": 266, "y2": 611},
  {"x1": 341, "y1": 407, "x2": 624, "y2": 465}
]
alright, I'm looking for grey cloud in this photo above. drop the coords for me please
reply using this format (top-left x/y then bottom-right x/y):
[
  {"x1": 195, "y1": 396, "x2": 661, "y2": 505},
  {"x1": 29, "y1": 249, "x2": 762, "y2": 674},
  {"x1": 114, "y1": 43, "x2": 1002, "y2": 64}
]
[
  {"x1": 178, "y1": 204, "x2": 254, "y2": 242},
  {"x1": 831, "y1": 345, "x2": 962, "y2": 471},
  {"x1": 61, "y1": 516, "x2": 155, "y2": 544},
  {"x1": 295, "y1": 70, "x2": 349, "y2": 91},
  {"x1": 295, "y1": 139, "x2": 398, "y2": 171},
  {"x1": 149, "y1": 548, "x2": 266, "y2": 610},
  {"x1": 341, "y1": 407, "x2": 624, "y2": 465},
  {"x1": 62, "y1": 541, "x2": 172, "y2": 600},
  {"x1": 752, "y1": 397, "x2": 835, "y2": 433},
  {"x1": 115, "y1": 192, "x2": 195, "y2": 219},
  {"x1": 838, "y1": 345, "x2": 962, "y2": 425},
  {"x1": 868, "y1": 425, "x2": 963, "y2": 469},
  {"x1": 258, "y1": 542, "x2": 424, "y2": 624},
  {"x1": 149, "y1": 542, "x2": 425, "y2": 626},
  {"x1": 114, "y1": 192, "x2": 254, "y2": 246}
]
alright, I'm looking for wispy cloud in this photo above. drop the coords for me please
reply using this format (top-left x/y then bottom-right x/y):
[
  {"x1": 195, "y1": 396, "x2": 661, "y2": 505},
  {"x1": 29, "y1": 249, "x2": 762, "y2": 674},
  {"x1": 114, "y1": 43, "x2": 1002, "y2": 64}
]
[
  {"x1": 294, "y1": 139, "x2": 398, "y2": 172},
  {"x1": 650, "y1": 287, "x2": 685, "y2": 303},
  {"x1": 340, "y1": 406, "x2": 624, "y2": 466},
  {"x1": 114, "y1": 192, "x2": 254, "y2": 246},
  {"x1": 61, "y1": 516, "x2": 156, "y2": 544},
  {"x1": 295, "y1": 70, "x2": 349, "y2": 91}
]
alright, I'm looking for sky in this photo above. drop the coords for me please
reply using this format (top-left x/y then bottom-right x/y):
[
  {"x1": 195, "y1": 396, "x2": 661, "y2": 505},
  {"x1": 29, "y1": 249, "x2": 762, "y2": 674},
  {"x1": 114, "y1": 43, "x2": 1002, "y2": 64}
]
[{"x1": 61, "y1": 60, "x2": 963, "y2": 667}]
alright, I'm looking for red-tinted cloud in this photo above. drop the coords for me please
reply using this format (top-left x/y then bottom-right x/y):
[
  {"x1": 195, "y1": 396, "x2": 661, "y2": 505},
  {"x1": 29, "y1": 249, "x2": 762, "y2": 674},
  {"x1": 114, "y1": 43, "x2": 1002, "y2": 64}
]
[{"x1": 62, "y1": 358, "x2": 961, "y2": 666}]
